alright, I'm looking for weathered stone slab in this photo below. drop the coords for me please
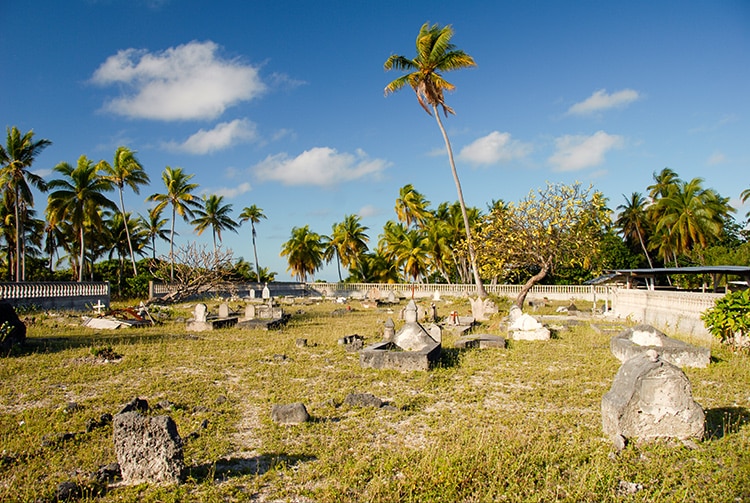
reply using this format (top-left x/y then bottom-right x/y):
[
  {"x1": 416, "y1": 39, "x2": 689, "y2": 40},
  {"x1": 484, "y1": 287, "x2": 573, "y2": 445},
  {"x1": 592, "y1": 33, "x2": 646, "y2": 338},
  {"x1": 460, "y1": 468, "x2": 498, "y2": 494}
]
[
  {"x1": 344, "y1": 393, "x2": 383, "y2": 408},
  {"x1": 113, "y1": 407, "x2": 184, "y2": 484},
  {"x1": 611, "y1": 324, "x2": 710, "y2": 368},
  {"x1": 360, "y1": 341, "x2": 441, "y2": 371},
  {"x1": 271, "y1": 403, "x2": 309, "y2": 424},
  {"x1": 454, "y1": 334, "x2": 507, "y2": 349},
  {"x1": 602, "y1": 349, "x2": 704, "y2": 448}
]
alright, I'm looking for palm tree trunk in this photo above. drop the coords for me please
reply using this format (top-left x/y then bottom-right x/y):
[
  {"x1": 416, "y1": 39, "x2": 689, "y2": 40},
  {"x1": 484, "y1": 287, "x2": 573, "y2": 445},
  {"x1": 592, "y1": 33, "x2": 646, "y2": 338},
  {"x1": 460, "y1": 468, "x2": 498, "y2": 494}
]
[
  {"x1": 13, "y1": 186, "x2": 21, "y2": 282},
  {"x1": 119, "y1": 187, "x2": 138, "y2": 276},
  {"x1": 252, "y1": 226, "x2": 260, "y2": 282},
  {"x1": 433, "y1": 107, "x2": 487, "y2": 298},
  {"x1": 170, "y1": 206, "x2": 176, "y2": 282},
  {"x1": 78, "y1": 227, "x2": 85, "y2": 282},
  {"x1": 636, "y1": 225, "x2": 653, "y2": 268}
]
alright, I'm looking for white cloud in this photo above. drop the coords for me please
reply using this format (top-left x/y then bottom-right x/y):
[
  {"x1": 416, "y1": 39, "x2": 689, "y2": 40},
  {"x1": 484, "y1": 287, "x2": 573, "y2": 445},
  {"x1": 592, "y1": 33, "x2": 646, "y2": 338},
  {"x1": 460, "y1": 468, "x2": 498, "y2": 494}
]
[
  {"x1": 210, "y1": 182, "x2": 252, "y2": 199},
  {"x1": 707, "y1": 152, "x2": 727, "y2": 166},
  {"x1": 458, "y1": 131, "x2": 532, "y2": 165},
  {"x1": 165, "y1": 119, "x2": 258, "y2": 154},
  {"x1": 253, "y1": 147, "x2": 389, "y2": 187},
  {"x1": 358, "y1": 205, "x2": 380, "y2": 218},
  {"x1": 567, "y1": 89, "x2": 639, "y2": 116},
  {"x1": 548, "y1": 131, "x2": 624, "y2": 171},
  {"x1": 91, "y1": 40, "x2": 266, "y2": 120}
]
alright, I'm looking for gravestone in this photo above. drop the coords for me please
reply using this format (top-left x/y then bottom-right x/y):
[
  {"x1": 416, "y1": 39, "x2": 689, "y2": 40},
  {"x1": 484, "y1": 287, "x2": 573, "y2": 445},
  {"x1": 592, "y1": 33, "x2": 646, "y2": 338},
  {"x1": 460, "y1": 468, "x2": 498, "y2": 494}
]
[
  {"x1": 383, "y1": 318, "x2": 395, "y2": 342},
  {"x1": 244, "y1": 304, "x2": 256, "y2": 320},
  {"x1": 218, "y1": 303, "x2": 230, "y2": 319},
  {"x1": 367, "y1": 287, "x2": 381, "y2": 301},
  {"x1": 262, "y1": 283, "x2": 271, "y2": 300},
  {"x1": 113, "y1": 401, "x2": 184, "y2": 484},
  {"x1": 194, "y1": 303, "x2": 207, "y2": 322},
  {"x1": 469, "y1": 296, "x2": 498, "y2": 321},
  {"x1": 601, "y1": 349, "x2": 704, "y2": 448}
]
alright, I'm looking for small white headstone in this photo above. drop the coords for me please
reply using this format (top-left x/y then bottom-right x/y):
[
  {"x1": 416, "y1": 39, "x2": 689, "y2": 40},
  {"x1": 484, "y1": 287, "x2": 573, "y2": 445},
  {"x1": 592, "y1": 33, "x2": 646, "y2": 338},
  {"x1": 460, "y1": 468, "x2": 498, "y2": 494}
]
[
  {"x1": 262, "y1": 284, "x2": 271, "y2": 300},
  {"x1": 218, "y1": 303, "x2": 230, "y2": 319},
  {"x1": 194, "y1": 304, "x2": 208, "y2": 322}
]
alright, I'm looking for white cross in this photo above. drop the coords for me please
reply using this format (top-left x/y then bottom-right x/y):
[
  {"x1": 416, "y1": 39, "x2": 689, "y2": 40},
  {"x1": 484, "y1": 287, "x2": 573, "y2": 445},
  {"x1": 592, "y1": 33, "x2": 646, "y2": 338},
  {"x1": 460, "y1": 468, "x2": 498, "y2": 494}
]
[{"x1": 92, "y1": 300, "x2": 106, "y2": 314}]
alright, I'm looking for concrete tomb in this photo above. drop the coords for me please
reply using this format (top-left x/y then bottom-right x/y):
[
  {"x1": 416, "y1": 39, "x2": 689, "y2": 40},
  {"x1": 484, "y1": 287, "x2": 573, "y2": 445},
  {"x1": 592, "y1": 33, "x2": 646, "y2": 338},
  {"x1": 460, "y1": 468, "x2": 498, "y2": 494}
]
[
  {"x1": 237, "y1": 299, "x2": 290, "y2": 330},
  {"x1": 186, "y1": 303, "x2": 238, "y2": 331},
  {"x1": 508, "y1": 308, "x2": 550, "y2": 341},
  {"x1": 361, "y1": 300, "x2": 441, "y2": 371},
  {"x1": 610, "y1": 324, "x2": 710, "y2": 368},
  {"x1": 454, "y1": 333, "x2": 507, "y2": 349},
  {"x1": 601, "y1": 349, "x2": 704, "y2": 448}
]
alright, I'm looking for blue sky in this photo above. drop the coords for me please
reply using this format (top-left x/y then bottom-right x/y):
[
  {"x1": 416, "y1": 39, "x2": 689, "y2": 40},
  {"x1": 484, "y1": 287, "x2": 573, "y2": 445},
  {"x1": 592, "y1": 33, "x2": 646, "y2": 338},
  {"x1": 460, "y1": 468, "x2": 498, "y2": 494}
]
[{"x1": 2, "y1": 0, "x2": 749, "y2": 281}]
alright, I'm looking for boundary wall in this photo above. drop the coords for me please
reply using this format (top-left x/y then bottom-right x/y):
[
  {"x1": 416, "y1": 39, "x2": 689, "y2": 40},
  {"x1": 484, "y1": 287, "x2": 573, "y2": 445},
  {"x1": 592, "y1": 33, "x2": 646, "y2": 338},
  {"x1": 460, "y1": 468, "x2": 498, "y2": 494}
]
[
  {"x1": 0, "y1": 282, "x2": 110, "y2": 311},
  {"x1": 611, "y1": 288, "x2": 720, "y2": 342}
]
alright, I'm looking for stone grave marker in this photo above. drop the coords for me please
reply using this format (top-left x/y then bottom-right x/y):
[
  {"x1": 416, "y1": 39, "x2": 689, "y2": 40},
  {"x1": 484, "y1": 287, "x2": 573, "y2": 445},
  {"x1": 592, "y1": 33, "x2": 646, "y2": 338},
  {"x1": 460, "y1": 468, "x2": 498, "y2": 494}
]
[{"x1": 601, "y1": 349, "x2": 704, "y2": 449}]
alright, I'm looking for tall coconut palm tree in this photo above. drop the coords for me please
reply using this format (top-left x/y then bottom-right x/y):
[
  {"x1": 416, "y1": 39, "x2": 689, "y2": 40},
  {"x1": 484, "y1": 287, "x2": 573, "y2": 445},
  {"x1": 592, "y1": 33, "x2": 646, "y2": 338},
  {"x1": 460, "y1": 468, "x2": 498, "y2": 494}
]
[
  {"x1": 99, "y1": 146, "x2": 150, "y2": 276},
  {"x1": 395, "y1": 228, "x2": 430, "y2": 282},
  {"x1": 384, "y1": 22, "x2": 486, "y2": 297},
  {"x1": 280, "y1": 225, "x2": 325, "y2": 282},
  {"x1": 395, "y1": 184, "x2": 431, "y2": 229},
  {"x1": 146, "y1": 167, "x2": 201, "y2": 281},
  {"x1": 238, "y1": 204, "x2": 267, "y2": 282},
  {"x1": 328, "y1": 214, "x2": 369, "y2": 281},
  {"x1": 647, "y1": 167, "x2": 681, "y2": 201},
  {"x1": 0, "y1": 126, "x2": 52, "y2": 281},
  {"x1": 47, "y1": 155, "x2": 116, "y2": 282},
  {"x1": 138, "y1": 206, "x2": 171, "y2": 260},
  {"x1": 616, "y1": 192, "x2": 654, "y2": 268},
  {"x1": 651, "y1": 178, "x2": 732, "y2": 265},
  {"x1": 191, "y1": 194, "x2": 239, "y2": 253}
]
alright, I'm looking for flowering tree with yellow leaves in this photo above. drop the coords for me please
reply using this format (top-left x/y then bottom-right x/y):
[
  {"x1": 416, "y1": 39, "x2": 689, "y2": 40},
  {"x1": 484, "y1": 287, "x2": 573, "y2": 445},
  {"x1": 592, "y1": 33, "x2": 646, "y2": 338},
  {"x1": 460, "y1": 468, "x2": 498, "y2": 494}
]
[{"x1": 474, "y1": 182, "x2": 610, "y2": 308}]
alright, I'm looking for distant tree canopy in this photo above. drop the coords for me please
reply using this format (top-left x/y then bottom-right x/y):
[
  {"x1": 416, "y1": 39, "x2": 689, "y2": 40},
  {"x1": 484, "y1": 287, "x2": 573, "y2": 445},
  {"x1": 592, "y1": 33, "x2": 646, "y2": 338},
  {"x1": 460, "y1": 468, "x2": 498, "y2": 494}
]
[{"x1": 474, "y1": 182, "x2": 610, "y2": 308}]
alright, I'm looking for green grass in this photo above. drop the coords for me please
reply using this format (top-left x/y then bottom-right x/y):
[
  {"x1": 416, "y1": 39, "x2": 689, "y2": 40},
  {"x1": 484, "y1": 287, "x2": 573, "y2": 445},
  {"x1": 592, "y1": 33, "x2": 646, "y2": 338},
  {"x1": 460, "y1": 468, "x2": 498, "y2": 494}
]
[{"x1": 1, "y1": 298, "x2": 748, "y2": 502}]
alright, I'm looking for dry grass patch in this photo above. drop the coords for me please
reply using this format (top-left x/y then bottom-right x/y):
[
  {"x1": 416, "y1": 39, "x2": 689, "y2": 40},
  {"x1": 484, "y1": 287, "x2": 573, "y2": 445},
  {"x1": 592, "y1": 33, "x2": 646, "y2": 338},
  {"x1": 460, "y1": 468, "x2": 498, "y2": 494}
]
[{"x1": 0, "y1": 298, "x2": 748, "y2": 502}]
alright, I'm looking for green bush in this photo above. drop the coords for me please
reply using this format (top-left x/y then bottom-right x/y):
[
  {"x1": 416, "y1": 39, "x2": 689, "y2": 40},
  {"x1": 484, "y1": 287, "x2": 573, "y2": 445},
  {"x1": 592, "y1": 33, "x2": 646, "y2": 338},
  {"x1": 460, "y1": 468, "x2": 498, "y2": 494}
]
[{"x1": 702, "y1": 289, "x2": 750, "y2": 350}]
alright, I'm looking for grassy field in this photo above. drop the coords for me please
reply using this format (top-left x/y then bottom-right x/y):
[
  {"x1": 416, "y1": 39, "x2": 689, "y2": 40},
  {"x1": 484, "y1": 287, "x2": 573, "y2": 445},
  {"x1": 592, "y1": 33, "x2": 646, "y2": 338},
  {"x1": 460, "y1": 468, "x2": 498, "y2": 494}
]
[{"x1": 1, "y1": 297, "x2": 748, "y2": 502}]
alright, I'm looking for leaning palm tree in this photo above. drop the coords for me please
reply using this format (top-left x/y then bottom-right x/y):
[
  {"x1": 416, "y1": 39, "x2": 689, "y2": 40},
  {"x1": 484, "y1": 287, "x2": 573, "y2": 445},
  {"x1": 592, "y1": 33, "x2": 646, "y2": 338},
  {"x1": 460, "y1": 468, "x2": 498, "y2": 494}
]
[
  {"x1": 191, "y1": 194, "x2": 239, "y2": 253},
  {"x1": 99, "y1": 146, "x2": 150, "y2": 276},
  {"x1": 384, "y1": 22, "x2": 486, "y2": 297},
  {"x1": 146, "y1": 167, "x2": 201, "y2": 281},
  {"x1": 238, "y1": 204, "x2": 267, "y2": 282},
  {"x1": 280, "y1": 225, "x2": 325, "y2": 282},
  {"x1": 47, "y1": 155, "x2": 116, "y2": 282},
  {"x1": 0, "y1": 126, "x2": 52, "y2": 281},
  {"x1": 616, "y1": 192, "x2": 654, "y2": 268}
]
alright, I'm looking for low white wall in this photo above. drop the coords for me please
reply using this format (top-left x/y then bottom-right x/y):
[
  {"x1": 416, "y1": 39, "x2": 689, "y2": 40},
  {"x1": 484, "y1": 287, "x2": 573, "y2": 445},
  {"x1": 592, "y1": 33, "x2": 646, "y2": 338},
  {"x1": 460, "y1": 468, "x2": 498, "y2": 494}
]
[
  {"x1": 0, "y1": 282, "x2": 110, "y2": 311},
  {"x1": 612, "y1": 288, "x2": 721, "y2": 342}
]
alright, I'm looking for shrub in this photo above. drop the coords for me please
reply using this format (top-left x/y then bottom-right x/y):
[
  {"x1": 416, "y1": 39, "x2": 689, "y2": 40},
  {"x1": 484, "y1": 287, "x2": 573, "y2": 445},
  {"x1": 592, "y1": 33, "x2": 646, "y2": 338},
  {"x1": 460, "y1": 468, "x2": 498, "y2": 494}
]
[{"x1": 701, "y1": 289, "x2": 750, "y2": 351}]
